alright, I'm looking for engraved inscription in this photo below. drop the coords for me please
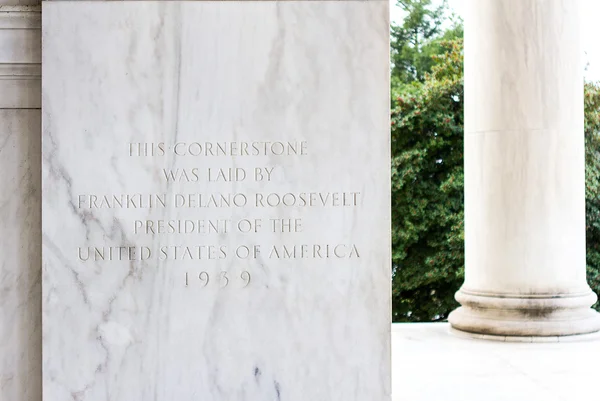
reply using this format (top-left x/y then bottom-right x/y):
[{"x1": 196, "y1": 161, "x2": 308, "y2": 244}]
[{"x1": 75, "y1": 140, "x2": 362, "y2": 287}]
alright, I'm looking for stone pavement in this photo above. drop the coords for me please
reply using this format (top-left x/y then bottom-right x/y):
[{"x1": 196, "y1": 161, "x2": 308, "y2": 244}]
[{"x1": 392, "y1": 323, "x2": 600, "y2": 401}]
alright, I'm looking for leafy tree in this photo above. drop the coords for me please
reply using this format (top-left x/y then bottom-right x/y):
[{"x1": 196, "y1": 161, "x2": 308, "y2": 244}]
[
  {"x1": 391, "y1": 39, "x2": 464, "y2": 321},
  {"x1": 391, "y1": 0, "x2": 462, "y2": 86},
  {"x1": 585, "y1": 82, "x2": 600, "y2": 308}
]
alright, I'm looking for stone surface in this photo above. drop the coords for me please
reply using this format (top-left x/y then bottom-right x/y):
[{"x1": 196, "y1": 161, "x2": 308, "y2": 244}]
[
  {"x1": 41, "y1": 0, "x2": 386, "y2": 2},
  {"x1": 449, "y1": 0, "x2": 600, "y2": 336},
  {"x1": 393, "y1": 323, "x2": 600, "y2": 401},
  {"x1": 0, "y1": 3, "x2": 41, "y2": 401},
  {"x1": 0, "y1": 110, "x2": 42, "y2": 401},
  {"x1": 42, "y1": 1, "x2": 390, "y2": 400},
  {"x1": 0, "y1": 5, "x2": 41, "y2": 108},
  {"x1": 0, "y1": 0, "x2": 39, "y2": 6}
]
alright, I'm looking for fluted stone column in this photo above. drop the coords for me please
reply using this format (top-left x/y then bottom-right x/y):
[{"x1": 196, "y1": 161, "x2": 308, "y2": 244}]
[
  {"x1": 449, "y1": 0, "x2": 600, "y2": 338},
  {"x1": 0, "y1": 0, "x2": 41, "y2": 399}
]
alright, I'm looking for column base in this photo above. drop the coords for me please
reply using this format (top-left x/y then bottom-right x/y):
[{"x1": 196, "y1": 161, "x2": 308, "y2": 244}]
[{"x1": 448, "y1": 289, "x2": 600, "y2": 337}]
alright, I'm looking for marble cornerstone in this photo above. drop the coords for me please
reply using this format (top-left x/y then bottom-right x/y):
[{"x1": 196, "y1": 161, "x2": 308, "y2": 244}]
[{"x1": 41, "y1": 1, "x2": 390, "y2": 400}]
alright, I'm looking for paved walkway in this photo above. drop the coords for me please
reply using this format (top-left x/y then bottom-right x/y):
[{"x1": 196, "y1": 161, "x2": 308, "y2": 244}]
[{"x1": 392, "y1": 323, "x2": 600, "y2": 401}]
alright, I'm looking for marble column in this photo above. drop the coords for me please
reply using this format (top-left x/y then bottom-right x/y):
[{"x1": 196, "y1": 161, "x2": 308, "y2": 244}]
[
  {"x1": 449, "y1": 0, "x2": 600, "y2": 338},
  {"x1": 0, "y1": 0, "x2": 42, "y2": 399}
]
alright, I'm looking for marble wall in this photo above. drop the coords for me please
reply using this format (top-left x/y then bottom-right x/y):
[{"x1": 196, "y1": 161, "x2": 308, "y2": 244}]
[
  {"x1": 0, "y1": 1, "x2": 41, "y2": 401},
  {"x1": 42, "y1": 1, "x2": 390, "y2": 400}
]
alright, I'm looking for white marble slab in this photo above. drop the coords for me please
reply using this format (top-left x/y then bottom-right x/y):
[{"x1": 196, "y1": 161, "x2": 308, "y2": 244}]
[{"x1": 42, "y1": 1, "x2": 390, "y2": 400}]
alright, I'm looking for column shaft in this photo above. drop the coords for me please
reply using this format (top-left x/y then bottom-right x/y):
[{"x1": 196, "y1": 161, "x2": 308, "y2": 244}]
[{"x1": 449, "y1": 0, "x2": 600, "y2": 337}]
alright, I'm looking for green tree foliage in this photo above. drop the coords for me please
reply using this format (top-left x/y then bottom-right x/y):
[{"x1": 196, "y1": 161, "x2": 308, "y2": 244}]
[
  {"x1": 391, "y1": 39, "x2": 464, "y2": 321},
  {"x1": 585, "y1": 82, "x2": 600, "y2": 308},
  {"x1": 391, "y1": 0, "x2": 462, "y2": 86}
]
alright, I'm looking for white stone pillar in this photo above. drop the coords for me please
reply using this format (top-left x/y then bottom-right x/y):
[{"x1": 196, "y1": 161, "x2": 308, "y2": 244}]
[
  {"x1": 449, "y1": 0, "x2": 600, "y2": 337},
  {"x1": 0, "y1": 1, "x2": 41, "y2": 399}
]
